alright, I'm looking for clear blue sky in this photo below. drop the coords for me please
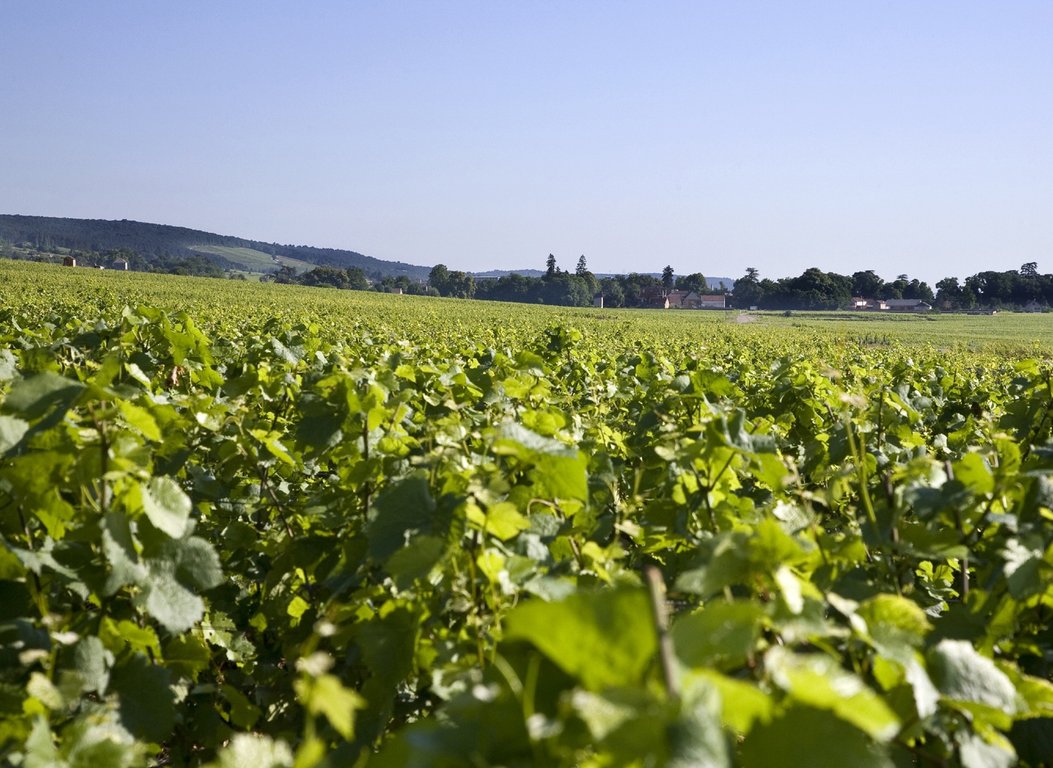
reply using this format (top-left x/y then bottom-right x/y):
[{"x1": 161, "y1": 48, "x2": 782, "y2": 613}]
[{"x1": 2, "y1": 2, "x2": 1051, "y2": 284}]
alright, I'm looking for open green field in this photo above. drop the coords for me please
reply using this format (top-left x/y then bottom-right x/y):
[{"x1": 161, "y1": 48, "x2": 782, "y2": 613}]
[
  {"x1": 186, "y1": 244, "x2": 316, "y2": 274},
  {"x1": 2, "y1": 259, "x2": 1053, "y2": 766},
  {"x1": 760, "y1": 309, "x2": 1053, "y2": 355}
]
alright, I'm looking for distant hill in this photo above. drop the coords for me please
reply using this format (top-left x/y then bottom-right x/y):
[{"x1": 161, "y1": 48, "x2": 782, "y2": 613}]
[
  {"x1": 0, "y1": 215, "x2": 740, "y2": 288},
  {"x1": 472, "y1": 269, "x2": 547, "y2": 278},
  {"x1": 0, "y1": 214, "x2": 431, "y2": 280}
]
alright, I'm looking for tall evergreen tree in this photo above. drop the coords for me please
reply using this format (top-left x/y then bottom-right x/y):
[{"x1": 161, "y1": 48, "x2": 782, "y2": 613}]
[{"x1": 546, "y1": 253, "x2": 557, "y2": 278}]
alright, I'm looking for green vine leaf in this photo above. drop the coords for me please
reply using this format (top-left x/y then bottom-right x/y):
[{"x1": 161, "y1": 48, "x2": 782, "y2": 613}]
[
  {"x1": 504, "y1": 588, "x2": 656, "y2": 690},
  {"x1": 140, "y1": 477, "x2": 193, "y2": 539}
]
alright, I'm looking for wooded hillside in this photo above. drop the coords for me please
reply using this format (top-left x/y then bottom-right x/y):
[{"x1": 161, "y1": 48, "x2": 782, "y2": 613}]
[{"x1": 0, "y1": 214, "x2": 430, "y2": 279}]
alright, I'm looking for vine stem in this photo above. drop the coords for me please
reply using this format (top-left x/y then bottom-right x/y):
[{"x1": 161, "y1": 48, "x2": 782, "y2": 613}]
[
  {"x1": 645, "y1": 566, "x2": 679, "y2": 701},
  {"x1": 944, "y1": 460, "x2": 969, "y2": 602},
  {"x1": 259, "y1": 467, "x2": 295, "y2": 539},
  {"x1": 844, "y1": 413, "x2": 901, "y2": 596},
  {"x1": 88, "y1": 403, "x2": 110, "y2": 516},
  {"x1": 361, "y1": 418, "x2": 372, "y2": 516},
  {"x1": 17, "y1": 508, "x2": 49, "y2": 619}
]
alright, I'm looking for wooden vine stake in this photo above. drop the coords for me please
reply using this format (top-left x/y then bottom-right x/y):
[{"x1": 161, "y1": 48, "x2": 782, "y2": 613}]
[{"x1": 645, "y1": 565, "x2": 680, "y2": 701}]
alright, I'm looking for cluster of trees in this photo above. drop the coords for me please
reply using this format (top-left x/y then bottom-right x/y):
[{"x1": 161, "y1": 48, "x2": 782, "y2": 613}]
[
  {"x1": 268, "y1": 264, "x2": 437, "y2": 296},
  {"x1": 428, "y1": 264, "x2": 477, "y2": 299},
  {"x1": 731, "y1": 264, "x2": 1053, "y2": 311},
  {"x1": 733, "y1": 268, "x2": 934, "y2": 311},
  {"x1": 160, "y1": 253, "x2": 227, "y2": 278},
  {"x1": 434, "y1": 255, "x2": 717, "y2": 308},
  {"x1": 594, "y1": 270, "x2": 714, "y2": 307},
  {"x1": 271, "y1": 265, "x2": 370, "y2": 289},
  {"x1": 471, "y1": 255, "x2": 595, "y2": 306},
  {"x1": 933, "y1": 263, "x2": 1053, "y2": 309}
]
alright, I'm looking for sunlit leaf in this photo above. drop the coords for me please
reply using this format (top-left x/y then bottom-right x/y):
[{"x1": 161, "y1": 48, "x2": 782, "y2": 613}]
[{"x1": 505, "y1": 588, "x2": 656, "y2": 690}]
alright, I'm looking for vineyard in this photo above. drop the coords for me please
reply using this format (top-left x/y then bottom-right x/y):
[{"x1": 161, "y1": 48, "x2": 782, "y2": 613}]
[{"x1": 2, "y1": 260, "x2": 1053, "y2": 767}]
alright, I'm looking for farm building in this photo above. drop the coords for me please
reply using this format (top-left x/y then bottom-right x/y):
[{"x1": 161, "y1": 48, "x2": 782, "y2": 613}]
[
  {"x1": 849, "y1": 297, "x2": 888, "y2": 310},
  {"x1": 666, "y1": 290, "x2": 702, "y2": 309},
  {"x1": 885, "y1": 299, "x2": 932, "y2": 312}
]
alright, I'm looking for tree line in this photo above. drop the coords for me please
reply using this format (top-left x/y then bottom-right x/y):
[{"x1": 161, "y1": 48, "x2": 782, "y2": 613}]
[
  {"x1": 732, "y1": 268, "x2": 934, "y2": 311},
  {"x1": 430, "y1": 256, "x2": 716, "y2": 308},
  {"x1": 267, "y1": 264, "x2": 438, "y2": 295},
  {"x1": 4, "y1": 228, "x2": 1051, "y2": 311},
  {"x1": 733, "y1": 262, "x2": 1053, "y2": 311},
  {"x1": 432, "y1": 256, "x2": 1053, "y2": 312},
  {"x1": 212, "y1": 257, "x2": 1053, "y2": 312}
]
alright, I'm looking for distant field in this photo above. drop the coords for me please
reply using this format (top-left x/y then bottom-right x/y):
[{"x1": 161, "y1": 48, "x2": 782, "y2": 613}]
[
  {"x1": 187, "y1": 244, "x2": 315, "y2": 273},
  {"x1": 742, "y1": 309, "x2": 1053, "y2": 354}
]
